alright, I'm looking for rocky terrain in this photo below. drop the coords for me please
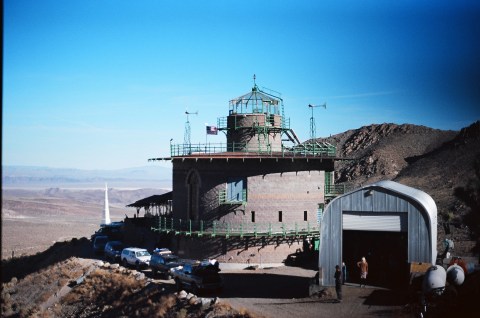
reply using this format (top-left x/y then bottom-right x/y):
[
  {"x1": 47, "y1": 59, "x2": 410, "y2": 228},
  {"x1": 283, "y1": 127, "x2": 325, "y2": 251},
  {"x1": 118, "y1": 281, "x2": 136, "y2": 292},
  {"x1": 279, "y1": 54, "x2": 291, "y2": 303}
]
[
  {"x1": 1, "y1": 239, "x2": 259, "y2": 318},
  {"x1": 322, "y1": 121, "x2": 480, "y2": 254},
  {"x1": 326, "y1": 123, "x2": 458, "y2": 186}
]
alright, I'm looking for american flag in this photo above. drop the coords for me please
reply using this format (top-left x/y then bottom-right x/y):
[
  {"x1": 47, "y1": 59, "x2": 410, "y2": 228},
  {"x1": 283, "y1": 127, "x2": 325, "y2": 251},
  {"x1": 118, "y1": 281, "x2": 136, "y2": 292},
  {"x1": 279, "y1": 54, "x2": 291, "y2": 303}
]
[{"x1": 206, "y1": 125, "x2": 218, "y2": 135}]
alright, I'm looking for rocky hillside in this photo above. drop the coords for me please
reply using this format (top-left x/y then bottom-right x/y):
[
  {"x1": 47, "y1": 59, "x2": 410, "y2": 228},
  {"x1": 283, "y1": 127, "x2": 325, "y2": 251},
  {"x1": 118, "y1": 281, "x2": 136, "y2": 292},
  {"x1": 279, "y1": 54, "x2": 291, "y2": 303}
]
[
  {"x1": 395, "y1": 122, "x2": 480, "y2": 219},
  {"x1": 324, "y1": 123, "x2": 458, "y2": 186},
  {"x1": 320, "y1": 121, "x2": 480, "y2": 252},
  {"x1": 1, "y1": 240, "x2": 257, "y2": 318}
]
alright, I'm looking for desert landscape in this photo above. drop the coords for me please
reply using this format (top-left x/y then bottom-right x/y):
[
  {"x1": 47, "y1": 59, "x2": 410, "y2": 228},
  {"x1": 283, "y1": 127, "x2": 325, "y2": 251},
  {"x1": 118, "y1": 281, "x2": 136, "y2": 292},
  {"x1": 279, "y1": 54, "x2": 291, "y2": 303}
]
[
  {"x1": 2, "y1": 187, "x2": 166, "y2": 259},
  {"x1": 3, "y1": 122, "x2": 479, "y2": 260},
  {"x1": 2, "y1": 122, "x2": 479, "y2": 317}
]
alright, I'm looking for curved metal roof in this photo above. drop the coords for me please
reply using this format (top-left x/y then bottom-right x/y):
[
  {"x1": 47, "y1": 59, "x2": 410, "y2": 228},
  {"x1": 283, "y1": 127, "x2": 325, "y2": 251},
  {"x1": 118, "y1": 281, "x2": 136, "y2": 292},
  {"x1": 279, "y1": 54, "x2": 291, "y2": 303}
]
[
  {"x1": 334, "y1": 180, "x2": 438, "y2": 262},
  {"x1": 367, "y1": 180, "x2": 437, "y2": 220},
  {"x1": 336, "y1": 180, "x2": 438, "y2": 228},
  {"x1": 319, "y1": 180, "x2": 438, "y2": 286}
]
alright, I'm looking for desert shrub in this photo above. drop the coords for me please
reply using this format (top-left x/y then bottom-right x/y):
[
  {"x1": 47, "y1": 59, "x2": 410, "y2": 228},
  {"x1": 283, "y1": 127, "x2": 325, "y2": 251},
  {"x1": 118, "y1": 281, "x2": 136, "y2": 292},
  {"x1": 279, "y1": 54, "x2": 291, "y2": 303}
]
[
  {"x1": 207, "y1": 301, "x2": 262, "y2": 318},
  {"x1": 1, "y1": 257, "x2": 91, "y2": 317},
  {"x1": 153, "y1": 295, "x2": 178, "y2": 317},
  {"x1": 455, "y1": 155, "x2": 480, "y2": 255},
  {"x1": 1, "y1": 237, "x2": 91, "y2": 283},
  {"x1": 176, "y1": 307, "x2": 188, "y2": 318}
]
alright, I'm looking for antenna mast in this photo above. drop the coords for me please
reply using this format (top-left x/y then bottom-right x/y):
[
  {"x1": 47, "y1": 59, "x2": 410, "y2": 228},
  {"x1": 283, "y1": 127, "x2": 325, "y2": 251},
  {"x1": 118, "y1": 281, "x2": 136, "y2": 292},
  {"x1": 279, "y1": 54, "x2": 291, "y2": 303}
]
[
  {"x1": 308, "y1": 103, "x2": 326, "y2": 141},
  {"x1": 184, "y1": 109, "x2": 198, "y2": 146}
]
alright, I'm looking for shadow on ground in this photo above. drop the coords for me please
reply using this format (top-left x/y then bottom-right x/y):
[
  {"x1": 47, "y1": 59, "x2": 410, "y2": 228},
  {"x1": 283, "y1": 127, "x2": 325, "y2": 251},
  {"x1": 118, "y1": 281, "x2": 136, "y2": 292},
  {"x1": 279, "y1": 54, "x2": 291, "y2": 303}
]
[
  {"x1": 362, "y1": 289, "x2": 408, "y2": 306},
  {"x1": 221, "y1": 272, "x2": 312, "y2": 299}
]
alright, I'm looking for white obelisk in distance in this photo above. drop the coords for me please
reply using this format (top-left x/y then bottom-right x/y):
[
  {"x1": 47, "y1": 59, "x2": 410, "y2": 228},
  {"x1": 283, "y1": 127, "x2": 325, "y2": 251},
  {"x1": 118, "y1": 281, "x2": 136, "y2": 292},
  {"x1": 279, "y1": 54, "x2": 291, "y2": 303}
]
[{"x1": 102, "y1": 183, "x2": 111, "y2": 225}]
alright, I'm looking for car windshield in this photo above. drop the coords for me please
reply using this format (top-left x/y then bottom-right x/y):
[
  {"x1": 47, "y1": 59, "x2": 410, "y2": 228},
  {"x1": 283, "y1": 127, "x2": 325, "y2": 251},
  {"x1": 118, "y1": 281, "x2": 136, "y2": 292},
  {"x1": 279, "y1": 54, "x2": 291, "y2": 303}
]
[
  {"x1": 136, "y1": 251, "x2": 150, "y2": 257},
  {"x1": 166, "y1": 256, "x2": 179, "y2": 263},
  {"x1": 110, "y1": 243, "x2": 123, "y2": 250}
]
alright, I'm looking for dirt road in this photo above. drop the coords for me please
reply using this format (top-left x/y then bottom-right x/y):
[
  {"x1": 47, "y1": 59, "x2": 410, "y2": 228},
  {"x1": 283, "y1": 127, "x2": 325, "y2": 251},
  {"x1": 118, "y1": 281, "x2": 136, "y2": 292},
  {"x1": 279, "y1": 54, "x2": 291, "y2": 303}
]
[{"x1": 217, "y1": 266, "x2": 411, "y2": 318}]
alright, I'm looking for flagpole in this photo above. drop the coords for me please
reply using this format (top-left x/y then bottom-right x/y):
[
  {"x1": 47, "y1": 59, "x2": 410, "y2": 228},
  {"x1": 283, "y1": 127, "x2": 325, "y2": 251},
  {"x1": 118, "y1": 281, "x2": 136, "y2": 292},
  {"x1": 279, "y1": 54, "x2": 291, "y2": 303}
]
[{"x1": 205, "y1": 123, "x2": 208, "y2": 153}]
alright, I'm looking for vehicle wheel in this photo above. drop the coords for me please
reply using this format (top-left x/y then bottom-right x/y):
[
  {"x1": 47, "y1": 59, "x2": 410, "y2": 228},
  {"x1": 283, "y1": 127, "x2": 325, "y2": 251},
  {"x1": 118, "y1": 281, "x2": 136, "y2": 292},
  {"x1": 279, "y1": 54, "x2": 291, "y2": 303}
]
[
  {"x1": 135, "y1": 261, "x2": 141, "y2": 271},
  {"x1": 152, "y1": 268, "x2": 157, "y2": 276},
  {"x1": 175, "y1": 278, "x2": 182, "y2": 291},
  {"x1": 192, "y1": 283, "x2": 199, "y2": 295},
  {"x1": 122, "y1": 259, "x2": 128, "y2": 268}
]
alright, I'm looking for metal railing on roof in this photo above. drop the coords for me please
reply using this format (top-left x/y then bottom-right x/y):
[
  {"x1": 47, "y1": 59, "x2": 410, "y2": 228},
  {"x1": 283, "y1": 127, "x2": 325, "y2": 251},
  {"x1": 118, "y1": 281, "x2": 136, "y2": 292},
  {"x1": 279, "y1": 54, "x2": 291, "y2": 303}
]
[
  {"x1": 151, "y1": 217, "x2": 319, "y2": 238},
  {"x1": 170, "y1": 142, "x2": 336, "y2": 157},
  {"x1": 217, "y1": 116, "x2": 291, "y2": 131}
]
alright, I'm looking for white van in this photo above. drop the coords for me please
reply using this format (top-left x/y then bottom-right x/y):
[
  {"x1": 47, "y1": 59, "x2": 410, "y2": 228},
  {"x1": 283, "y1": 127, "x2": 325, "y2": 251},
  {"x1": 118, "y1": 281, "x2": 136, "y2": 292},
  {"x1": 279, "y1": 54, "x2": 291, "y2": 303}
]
[{"x1": 121, "y1": 247, "x2": 151, "y2": 269}]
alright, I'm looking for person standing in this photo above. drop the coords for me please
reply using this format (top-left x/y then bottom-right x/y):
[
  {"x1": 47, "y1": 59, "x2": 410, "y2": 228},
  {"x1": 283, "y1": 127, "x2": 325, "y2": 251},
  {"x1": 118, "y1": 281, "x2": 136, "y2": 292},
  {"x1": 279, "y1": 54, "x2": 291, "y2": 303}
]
[
  {"x1": 357, "y1": 257, "x2": 368, "y2": 287},
  {"x1": 342, "y1": 261, "x2": 347, "y2": 284},
  {"x1": 334, "y1": 265, "x2": 343, "y2": 302}
]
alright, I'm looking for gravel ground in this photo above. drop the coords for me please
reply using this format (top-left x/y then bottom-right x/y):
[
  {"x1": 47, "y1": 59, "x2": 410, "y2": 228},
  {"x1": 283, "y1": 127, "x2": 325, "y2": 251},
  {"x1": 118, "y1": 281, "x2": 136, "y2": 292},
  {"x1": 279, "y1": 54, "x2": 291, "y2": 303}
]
[{"x1": 217, "y1": 266, "x2": 412, "y2": 318}]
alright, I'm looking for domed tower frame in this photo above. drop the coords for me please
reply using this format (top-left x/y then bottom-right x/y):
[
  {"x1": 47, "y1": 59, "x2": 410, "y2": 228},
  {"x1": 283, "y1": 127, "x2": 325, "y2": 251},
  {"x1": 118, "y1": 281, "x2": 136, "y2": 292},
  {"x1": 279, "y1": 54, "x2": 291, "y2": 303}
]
[{"x1": 217, "y1": 78, "x2": 299, "y2": 153}]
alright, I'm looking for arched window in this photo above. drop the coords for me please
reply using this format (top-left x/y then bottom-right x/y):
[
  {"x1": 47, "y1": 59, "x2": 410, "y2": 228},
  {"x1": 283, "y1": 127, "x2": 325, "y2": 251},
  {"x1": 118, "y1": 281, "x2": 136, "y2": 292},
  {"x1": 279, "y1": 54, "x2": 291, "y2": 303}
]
[{"x1": 186, "y1": 170, "x2": 201, "y2": 220}]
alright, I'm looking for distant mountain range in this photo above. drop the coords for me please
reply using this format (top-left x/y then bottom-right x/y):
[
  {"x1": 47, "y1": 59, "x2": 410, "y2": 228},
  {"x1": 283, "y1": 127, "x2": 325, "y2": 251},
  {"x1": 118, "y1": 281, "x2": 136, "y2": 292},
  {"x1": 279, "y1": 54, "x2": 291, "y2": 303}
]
[{"x1": 2, "y1": 165, "x2": 172, "y2": 189}]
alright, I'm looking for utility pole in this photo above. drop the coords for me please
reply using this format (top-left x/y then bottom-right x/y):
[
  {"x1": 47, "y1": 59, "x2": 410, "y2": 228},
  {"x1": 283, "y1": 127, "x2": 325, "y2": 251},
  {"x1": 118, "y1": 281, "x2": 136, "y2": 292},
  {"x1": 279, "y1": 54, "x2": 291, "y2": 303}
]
[
  {"x1": 184, "y1": 110, "x2": 198, "y2": 148},
  {"x1": 308, "y1": 103, "x2": 326, "y2": 141}
]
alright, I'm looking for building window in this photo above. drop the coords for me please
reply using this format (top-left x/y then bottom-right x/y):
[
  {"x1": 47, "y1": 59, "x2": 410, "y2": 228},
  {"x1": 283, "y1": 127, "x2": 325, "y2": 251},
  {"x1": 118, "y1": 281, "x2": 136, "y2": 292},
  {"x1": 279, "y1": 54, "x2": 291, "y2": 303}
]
[
  {"x1": 278, "y1": 211, "x2": 283, "y2": 222},
  {"x1": 251, "y1": 211, "x2": 255, "y2": 223},
  {"x1": 304, "y1": 211, "x2": 308, "y2": 221},
  {"x1": 227, "y1": 177, "x2": 247, "y2": 202}
]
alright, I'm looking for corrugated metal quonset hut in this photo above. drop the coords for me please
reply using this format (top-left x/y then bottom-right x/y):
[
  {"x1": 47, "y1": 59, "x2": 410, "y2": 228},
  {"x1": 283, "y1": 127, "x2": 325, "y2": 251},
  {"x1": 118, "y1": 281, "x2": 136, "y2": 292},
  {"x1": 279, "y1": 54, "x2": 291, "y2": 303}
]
[{"x1": 318, "y1": 180, "x2": 437, "y2": 287}]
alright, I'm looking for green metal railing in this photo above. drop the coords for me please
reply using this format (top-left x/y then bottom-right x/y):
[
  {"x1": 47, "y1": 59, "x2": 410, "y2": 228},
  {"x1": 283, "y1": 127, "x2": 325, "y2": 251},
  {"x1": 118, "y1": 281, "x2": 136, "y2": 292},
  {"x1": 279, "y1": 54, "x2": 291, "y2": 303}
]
[
  {"x1": 325, "y1": 184, "x2": 351, "y2": 197},
  {"x1": 170, "y1": 142, "x2": 336, "y2": 157},
  {"x1": 219, "y1": 189, "x2": 247, "y2": 205},
  {"x1": 290, "y1": 142, "x2": 336, "y2": 157},
  {"x1": 151, "y1": 217, "x2": 319, "y2": 238},
  {"x1": 217, "y1": 116, "x2": 291, "y2": 131}
]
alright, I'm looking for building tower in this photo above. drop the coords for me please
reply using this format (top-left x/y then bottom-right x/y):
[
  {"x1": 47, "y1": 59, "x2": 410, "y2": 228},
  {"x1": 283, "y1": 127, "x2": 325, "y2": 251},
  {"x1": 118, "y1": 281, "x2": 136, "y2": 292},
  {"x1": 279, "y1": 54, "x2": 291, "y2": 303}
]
[
  {"x1": 221, "y1": 76, "x2": 300, "y2": 152},
  {"x1": 149, "y1": 78, "x2": 345, "y2": 264}
]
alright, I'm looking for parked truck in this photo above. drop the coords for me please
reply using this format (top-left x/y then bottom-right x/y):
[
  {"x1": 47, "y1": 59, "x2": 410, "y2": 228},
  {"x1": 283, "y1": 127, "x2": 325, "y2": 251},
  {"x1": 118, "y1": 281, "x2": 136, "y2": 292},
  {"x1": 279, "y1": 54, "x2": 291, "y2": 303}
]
[
  {"x1": 171, "y1": 259, "x2": 223, "y2": 294},
  {"x1": 150, "y1": 248, "x2": 182, "y2": 278}
]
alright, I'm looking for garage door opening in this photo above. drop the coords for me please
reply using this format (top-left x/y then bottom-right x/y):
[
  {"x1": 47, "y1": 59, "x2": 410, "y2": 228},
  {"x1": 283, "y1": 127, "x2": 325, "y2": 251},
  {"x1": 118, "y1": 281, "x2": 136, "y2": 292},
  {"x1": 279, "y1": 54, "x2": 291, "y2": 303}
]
[{"x1": 342, "y1": 230, "x2": 409, "y2": 288}]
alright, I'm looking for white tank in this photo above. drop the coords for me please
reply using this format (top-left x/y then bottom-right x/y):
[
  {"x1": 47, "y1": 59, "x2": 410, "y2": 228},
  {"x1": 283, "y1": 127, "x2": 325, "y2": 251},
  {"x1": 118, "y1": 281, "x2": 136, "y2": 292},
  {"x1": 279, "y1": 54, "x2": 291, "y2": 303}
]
[
  {"x1": 422, "y1": 265, "x2": 446, "y2": 293},
  {"x1": 446, "y1": 264, "x2": 465, "y2": 286}
]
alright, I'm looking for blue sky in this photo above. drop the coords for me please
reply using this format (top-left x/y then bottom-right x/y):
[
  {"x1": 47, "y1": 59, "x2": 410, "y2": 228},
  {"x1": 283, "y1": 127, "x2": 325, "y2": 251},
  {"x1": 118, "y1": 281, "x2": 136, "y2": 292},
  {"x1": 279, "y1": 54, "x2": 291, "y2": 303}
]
[{"x1": 3, "y1": 0, "x2": 480, "y2": 170}]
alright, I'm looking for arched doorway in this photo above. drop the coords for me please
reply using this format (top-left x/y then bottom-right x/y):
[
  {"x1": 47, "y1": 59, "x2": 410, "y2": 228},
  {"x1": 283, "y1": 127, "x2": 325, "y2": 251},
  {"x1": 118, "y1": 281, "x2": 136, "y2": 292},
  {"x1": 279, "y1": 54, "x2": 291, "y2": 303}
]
[{"x1": 186, "y1": 170, "x2": 200, "y2": 220}]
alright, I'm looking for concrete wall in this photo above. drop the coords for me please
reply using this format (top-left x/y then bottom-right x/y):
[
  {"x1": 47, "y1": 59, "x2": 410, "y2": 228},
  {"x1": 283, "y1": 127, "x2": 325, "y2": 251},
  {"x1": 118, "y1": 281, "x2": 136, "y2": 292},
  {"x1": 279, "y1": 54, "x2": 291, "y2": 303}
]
[{"x1": 168, "y1": 234, "x2": 305, "y2": 264}]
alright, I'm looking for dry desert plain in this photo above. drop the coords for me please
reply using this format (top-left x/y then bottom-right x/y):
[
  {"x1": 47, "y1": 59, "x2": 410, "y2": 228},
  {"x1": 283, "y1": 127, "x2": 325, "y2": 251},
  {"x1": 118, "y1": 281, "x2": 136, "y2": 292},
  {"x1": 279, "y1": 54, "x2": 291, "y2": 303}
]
[{"x1": 1, "y1": 188, "x2": 160, "y2": 259}]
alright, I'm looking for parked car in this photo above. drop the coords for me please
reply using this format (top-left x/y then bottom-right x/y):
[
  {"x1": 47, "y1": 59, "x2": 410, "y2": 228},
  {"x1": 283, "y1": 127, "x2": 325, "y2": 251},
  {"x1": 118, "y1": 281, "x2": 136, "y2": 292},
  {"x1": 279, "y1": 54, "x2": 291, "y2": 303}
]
[
  {"x1": 150, "y1": 248, "x2": 182, "y2": 278},
  {"x1": 93, "y1": 236, "x2": 109, "y2": 255},
  {"x1": 171, "y1": 259, "x2": 223, "y2": 294},
  {"x1": 104, "y1": 241, "x2": 124, "y2": 262},
  {"x1": 91, "y1": 222, "x2": 124, "y2": 242},
  {"x1": 121, "y1": 247, "x2": 151, "y2": 270}
]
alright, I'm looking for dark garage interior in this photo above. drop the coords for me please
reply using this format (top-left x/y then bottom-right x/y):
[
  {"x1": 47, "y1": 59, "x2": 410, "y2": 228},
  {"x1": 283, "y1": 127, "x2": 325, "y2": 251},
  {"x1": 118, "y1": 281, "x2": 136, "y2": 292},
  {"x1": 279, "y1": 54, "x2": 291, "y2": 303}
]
[{"x1": 342, "y1": 230, "x2": 409, "y2": 288}]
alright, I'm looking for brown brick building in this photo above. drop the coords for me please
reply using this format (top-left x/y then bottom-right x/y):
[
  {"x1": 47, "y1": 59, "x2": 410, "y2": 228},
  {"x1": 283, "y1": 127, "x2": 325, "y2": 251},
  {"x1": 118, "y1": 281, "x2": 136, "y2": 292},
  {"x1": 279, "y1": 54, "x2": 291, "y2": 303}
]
[{"x1": 149, "y1": 80, "x2": 343, "y2": 265}]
